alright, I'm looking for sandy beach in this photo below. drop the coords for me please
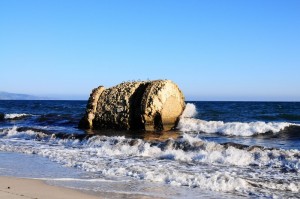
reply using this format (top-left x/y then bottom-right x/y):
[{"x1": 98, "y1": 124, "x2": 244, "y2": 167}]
[{"x1": 0, "y1": 176, "x2": 101, "y2": 199}]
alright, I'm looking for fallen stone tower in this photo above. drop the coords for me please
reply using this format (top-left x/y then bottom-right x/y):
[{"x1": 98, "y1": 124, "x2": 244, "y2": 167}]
[{"x1": 79, "y1": 80, "x2": 185, "y2": 131}]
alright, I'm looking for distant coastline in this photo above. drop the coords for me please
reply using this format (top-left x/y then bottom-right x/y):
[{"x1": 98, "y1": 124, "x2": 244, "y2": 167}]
[
  {"x1": 0, "y1": 91, "x2": 47, "y2": 100},
  {"x1": 1, "y1": 91, "x2": 299, "y2": 102}
]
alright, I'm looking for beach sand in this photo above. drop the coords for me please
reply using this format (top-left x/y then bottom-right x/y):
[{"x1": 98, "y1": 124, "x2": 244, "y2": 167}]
[{"x1": 0, "y1": 176, "x2": 101, "y2": 199}]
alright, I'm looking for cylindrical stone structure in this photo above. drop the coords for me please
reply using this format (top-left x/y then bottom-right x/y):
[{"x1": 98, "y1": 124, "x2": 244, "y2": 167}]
[{"x1": 79, "y1": 80, "x2": 185, "y2": 131}]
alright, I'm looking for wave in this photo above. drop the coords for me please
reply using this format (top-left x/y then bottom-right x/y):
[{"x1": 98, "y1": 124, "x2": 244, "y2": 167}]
[
  {"x1": 3, "y1": 113, "x2": 32, "y2": 120},
  {"x1": 0, "y1": 126, "x2": 299, "y2": 170},
  {"x1": 0, "y1": 126, "x2": 48, "y2": 140},
  {"x1": 0, "y1": 112, "x2": 78, "y2": 127},
  {"x1": 178, "y1": 118, "x2": 296, "y2": 136},
  {"x1": 0, "y1": 126, "x2": 299, "y2": 197},
  {"x1": 0, "y1": 126, "x2": 87, "y2": 141},
  {"x1": 178, "y1": 104, "x2": 298, "y2": 136},
  {"x1": 181, "y1": 103, "x2": 198, "y2": 118}
]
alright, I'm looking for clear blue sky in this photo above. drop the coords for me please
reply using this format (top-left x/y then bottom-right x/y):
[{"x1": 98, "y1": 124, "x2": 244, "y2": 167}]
[{"x1": 1, "y1": 0, "x2": 299, "y2": 100}]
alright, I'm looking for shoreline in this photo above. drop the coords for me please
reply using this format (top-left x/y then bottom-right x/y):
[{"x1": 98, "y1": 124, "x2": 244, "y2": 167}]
[
  {"x1": 0, "y1": 152, "x2": 162, "y2": 199},
  {"x1": 0, "y1": 176, "x2": 101, "y2": 199}
]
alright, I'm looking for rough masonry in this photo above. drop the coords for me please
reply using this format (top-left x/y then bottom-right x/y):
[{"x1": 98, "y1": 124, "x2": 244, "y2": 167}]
[{"x1": 79, "y1": 80, "x2": 185, "y2": 131}]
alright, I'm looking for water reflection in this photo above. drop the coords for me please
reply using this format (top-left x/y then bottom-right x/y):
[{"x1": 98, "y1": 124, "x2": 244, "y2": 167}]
[{"x1": 85, "y1": 129, "x2": 181, "y2": 142}]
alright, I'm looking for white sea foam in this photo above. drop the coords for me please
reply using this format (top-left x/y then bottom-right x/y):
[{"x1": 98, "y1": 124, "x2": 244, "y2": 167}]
[
  {"x1": 181, "y1": 103, "x2": 197, "y2": 118},
  {"x1": 178, "y1": 118, "x2": 294, "y2": 136},
  {"x1": 4, "y1": 113, "x2": 31, "y2": 119},
  {"x1": 35, "y1": 177, "x2": 124, "y2": 182},
  {"x1": 0, "y1": 127, "x2": 299, "y2": 197},
  {"x1": 0, "y1": 127, "x2": 299, "y2": 169},
  {"x1": 0, "y1": 126, "x2": 47, "y2": 139},
  {"x1": 178, "y1": 103, "x2": 296, "y2": 136}
]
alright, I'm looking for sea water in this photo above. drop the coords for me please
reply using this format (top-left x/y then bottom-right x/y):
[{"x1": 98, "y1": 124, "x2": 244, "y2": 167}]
[{"x1": 0, "y1": 100, "x2": 299, "y2": 198}]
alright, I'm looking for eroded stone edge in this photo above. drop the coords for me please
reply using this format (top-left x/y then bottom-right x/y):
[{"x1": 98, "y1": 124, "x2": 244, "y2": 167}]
[
  {"x1": 78, "y1": 86, "x2": 105, "y2": 129},
  {"x1": 141, "y1": 80, "x2": 185, "y2": 131}
]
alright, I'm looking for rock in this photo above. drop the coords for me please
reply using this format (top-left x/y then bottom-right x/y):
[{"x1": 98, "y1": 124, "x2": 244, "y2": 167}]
[
  {"x1": 78, "y1": 86, "x2": 105, "y2": 129},
  {"x1": 0, "y1": 113, "x2": 4, "y2": 121},
  {"x1": 222, "y1": 142, "x2": 249, "y2": 150},
  {"x1": 141, "y1": 80, "x2": 185, "y2": 131},
  {"x1": 79, "y1": 80, "x2": 185, "y2": 131}
]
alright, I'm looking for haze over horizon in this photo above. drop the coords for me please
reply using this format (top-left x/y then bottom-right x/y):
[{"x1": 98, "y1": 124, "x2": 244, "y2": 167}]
[{"x1": 1, "y1": 0, "x2": 300, "y2": 101}]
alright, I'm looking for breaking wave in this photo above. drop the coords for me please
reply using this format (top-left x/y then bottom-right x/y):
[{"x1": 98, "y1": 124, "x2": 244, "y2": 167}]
[
  {"x1": 0, "y1": 126, "x2": 48, "y2": 139},
  {"x1": 178, "y1": 118, "x2": 295, "y2": 136},
  {"x1": 3, "y1": 113, "x2": 32, "y2": 120},
  {"x1": 178, "y1": 104, "x2": 298, "y2": 136},
  {"x1": 0, "y1": 126, "x2": 299, "y2": 197},
  {"x1": 181, "y1": 103, "x2": 198, "y2": 118}
]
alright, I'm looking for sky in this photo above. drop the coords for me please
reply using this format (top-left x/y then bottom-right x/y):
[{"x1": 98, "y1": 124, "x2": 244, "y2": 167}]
[{"x1": 0, "y1": 0, "x2": 299, "y2": 101}]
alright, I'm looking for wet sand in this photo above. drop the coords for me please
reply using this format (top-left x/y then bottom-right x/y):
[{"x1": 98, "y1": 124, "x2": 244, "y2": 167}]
[{"x1": 0, "y1": 176, "x2": 101, "y2": 199}]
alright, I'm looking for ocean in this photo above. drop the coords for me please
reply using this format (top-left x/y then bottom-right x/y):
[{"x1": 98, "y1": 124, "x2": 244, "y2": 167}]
[{"x1": 0, "y1": 100, "x2": 299, "y2": 198}]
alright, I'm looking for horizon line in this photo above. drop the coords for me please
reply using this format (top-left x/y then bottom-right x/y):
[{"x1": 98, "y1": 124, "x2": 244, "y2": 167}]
[{"x1": 0, "y1": 99, "x2": 299, "y2": 103}]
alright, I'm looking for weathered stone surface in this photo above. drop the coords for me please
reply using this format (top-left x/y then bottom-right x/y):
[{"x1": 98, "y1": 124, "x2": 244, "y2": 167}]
[
  {"x1": 79, "y1": 80, "x2": 185, "y2": 131},
  {"x1": 78, "y1": 86, "x2": 105, "y2": 129},
  {"x1": 141, "y1": 80, "x2": 185, "y2": 131}
]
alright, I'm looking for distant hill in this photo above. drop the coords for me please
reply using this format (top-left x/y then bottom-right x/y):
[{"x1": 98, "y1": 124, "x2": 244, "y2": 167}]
[{"x1": 0, "y1": 91, "x2": 47, "y2": 100}]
